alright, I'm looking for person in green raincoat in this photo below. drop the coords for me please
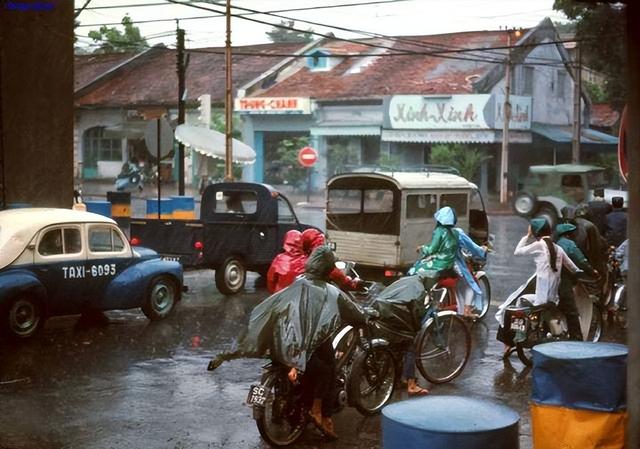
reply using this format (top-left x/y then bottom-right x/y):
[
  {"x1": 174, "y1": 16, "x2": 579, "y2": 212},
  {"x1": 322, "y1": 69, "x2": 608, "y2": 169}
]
[
  {"x1": 208, "y1": 245, "x2": 367, "y2": 439},
  {"x1": 409, "y1": 206, "x2": 459, "y2": 290},
  {"x1": 555, "y1": 222, "x2": 599, "y2": 340}
]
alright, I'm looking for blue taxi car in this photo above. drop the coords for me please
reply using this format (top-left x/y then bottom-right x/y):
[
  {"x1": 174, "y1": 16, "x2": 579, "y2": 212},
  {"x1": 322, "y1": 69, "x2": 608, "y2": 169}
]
[{"x1": 0, "y1": 208, "x2": 183, "y2": 339}]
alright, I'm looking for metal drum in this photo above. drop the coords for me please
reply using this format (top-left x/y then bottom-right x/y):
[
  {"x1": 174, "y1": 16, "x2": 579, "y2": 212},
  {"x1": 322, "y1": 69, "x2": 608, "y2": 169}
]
[{"x1": 382, "y1": 396, "x2": 519, "y2": 449}]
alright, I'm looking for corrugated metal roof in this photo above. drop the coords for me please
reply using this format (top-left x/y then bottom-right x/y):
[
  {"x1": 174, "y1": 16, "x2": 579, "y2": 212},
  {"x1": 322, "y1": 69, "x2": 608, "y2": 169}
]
[{"x1": 531, "y1": 123, "x2": 618, "y2": 145}]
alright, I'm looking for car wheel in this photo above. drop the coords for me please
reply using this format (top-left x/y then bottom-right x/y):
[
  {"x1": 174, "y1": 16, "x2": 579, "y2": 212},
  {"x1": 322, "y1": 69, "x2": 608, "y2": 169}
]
[
  {"x1": 536, "y1": 205, "x2": 558, "y2": 229},
  {"x1": 3, "y1": 295, "x2": 44, "y2": 339},
  {"x1": 512, "y1": 192, "x2": 537, "y2": 216},
  {"x1": 142, "y1": 276, "x2": 177, "y2": 321},
  {"x1": 215, "y1": 257, "x2": 246, "y2": 295}
]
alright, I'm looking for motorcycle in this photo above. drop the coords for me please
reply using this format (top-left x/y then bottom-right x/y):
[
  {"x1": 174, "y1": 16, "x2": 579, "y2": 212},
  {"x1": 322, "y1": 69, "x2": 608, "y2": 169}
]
[
  {"x1": 503, "y1": 274, "x2": 604, "y2": 367},
  {"x1": 115, "y1": 166, "x2": 144, "y2": 192},
  {"x1": 247, "y1": 309, "x2": 396, "y2": 446}
]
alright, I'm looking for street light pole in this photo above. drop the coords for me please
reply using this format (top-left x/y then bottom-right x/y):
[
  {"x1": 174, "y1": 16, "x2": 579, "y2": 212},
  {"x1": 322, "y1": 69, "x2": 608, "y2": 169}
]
[
  {"x1": 571, "y1": 44, "x2": 582, "y2": 164},
  {"x1": 499, "y1": 32, "x2": 512, "y2": 205},
  {"x1": 224, "y1": 0, "x2": 234, "y2": 181}
]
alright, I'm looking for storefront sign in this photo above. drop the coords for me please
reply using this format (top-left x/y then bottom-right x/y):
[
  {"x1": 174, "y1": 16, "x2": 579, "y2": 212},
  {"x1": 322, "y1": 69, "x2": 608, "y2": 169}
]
[
  {"x1": 234, "y1": 97, "x2": 311, "y2": 114},
  {"x1": 384, "y1": 94, "x2": 531, "y2": 131}
]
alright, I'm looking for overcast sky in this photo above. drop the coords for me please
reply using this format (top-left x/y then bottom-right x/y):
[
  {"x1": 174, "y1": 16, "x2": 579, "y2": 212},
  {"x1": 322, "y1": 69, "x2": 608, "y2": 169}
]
[{"x1": 75, "y1": 0, "x2": 569, "y2": 50}]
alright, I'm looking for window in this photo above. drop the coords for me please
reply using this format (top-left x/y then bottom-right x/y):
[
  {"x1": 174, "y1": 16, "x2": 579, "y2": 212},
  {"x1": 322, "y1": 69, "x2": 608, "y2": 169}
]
[
  {"x1": 406, "y1": 194, "x2": 437, "y2": 219},
  {"x1": 306, "y1": 50, "x2": 329, "y2": 71},
  {"x1": 213, "y1": 191, "x2": 257, "y2": 214},
  {"x1": 327, "y1": 189, "x2": 362, "y2": 213},
  {"x1": 38, "y1": 227, "x2": 82, "y2": 256},
  {"x1": 440, "y1": 193, "x2": 468, "y2": 216},
  {"x1": 363, "y1": 189, "x2": 394, "y2": 213},
  {"x1": 83, "y1": 127, "x2": 122, "y2": 164},
  {"x1": 277, "y1": 197, "x2": 296, "y2": 223},
  {"x1": 39, "y1": 229, "x2": 63, "y2": 256},
  {"x1": 523, "y1": 66, "x2": 534, "y2": 95},
  {"x1": 89, "y1": 227, "x2": 125, "y2": 252},
  {"x1": 557, "y1": 71, "x2": 567, "y2": 97}
]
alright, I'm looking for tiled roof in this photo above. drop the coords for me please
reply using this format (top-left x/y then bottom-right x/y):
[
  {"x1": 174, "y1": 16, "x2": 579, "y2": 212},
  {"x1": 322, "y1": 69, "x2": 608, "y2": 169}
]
[
  {"x1": 590, "y1": 103, "x2": 620, "y2": 128},
  {"x1": 75, "y1": 52, "x2": 136, "y2": 91},
  {"x1": 75, "y1": 42, "x2": 305, "y2": 108},
  {"x1": 249, "y1": 31, "x2": 509, "y2": 100}
]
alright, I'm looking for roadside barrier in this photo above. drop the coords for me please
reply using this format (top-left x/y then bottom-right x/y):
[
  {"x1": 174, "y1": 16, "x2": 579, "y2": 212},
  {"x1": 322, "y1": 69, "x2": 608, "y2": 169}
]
[
  {"x1": 531, "y1": 341, "x2": 627, "y2": 449},
  {"x1": 146, "y1": 198, "x2": 173, "y2": 219},
  {"x1": 382, "y1": 396, "x2": 519, "y2": 449},
  {"x1": 107, "y1": 191, "x2": 131, "y2": 227},
  {"x1": 85, "y1": 200, "x2": 112, "y2": 218},
  {"x1": 171, "y1": 195, "x2": 195, "y2": 219}
]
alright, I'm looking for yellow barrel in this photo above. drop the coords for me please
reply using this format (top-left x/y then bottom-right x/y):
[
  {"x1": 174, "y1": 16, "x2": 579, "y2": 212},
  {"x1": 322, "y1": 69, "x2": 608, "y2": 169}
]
[
  {"x1": 107, "y1": 191, "x2": 131, "y2": 218},
  {"x1": 171, "y1": 195, "x2": 196, "y2": 219}
]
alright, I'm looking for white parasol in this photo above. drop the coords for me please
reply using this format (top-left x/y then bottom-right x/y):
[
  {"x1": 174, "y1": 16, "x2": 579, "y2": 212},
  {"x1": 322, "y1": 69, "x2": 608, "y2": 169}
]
[{"x1": 174, "y1": 124, "x2": 256, "y2": 164}]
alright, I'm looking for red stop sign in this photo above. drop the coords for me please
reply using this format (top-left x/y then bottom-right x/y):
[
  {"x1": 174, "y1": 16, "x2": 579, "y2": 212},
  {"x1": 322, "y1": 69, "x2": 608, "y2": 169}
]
[{"x1": 297, "y1": 146, "x2": 318, "y2": 167}]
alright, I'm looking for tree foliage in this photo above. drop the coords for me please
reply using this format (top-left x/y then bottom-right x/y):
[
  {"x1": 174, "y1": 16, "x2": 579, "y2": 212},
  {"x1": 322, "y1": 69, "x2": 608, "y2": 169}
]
[
  {"x1": 553, "y1": 1, "x2": 626, "y2": 109},
  {"x1": 265, "y1": 20, "x2": 314, "y2": 43},
  {"x1": 88, "y1": 15, "x2": 148, "y2": 53},
  {"x1": 430, "y1": 144, "x2": 491, "y2": 182}
]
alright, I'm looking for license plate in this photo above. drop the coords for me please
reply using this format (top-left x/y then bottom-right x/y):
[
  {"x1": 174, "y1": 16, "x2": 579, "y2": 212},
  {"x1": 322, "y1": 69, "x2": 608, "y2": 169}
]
[
  {"x1": 510, "y1": 318, "x2": 526, "y2": 332},
  {"x1": 162, "y1": 255, "x2": 181, "y2": 262},
  {"x1": 246, "y1": 384, "x2": 268, "y2": 407}
]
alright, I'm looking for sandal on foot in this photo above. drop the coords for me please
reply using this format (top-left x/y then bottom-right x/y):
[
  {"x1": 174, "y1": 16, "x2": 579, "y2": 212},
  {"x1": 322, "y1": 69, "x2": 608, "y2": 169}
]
[{"x1": 408, "y1": 386, "x2": 430, "y2": 396}]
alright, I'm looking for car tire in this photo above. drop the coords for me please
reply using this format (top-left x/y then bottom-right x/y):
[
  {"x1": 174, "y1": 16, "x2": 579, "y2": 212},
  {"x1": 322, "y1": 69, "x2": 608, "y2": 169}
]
[
  {"x1": 536, "y1": 205, "x2": 558, "y2": 229},
  {"x1": 215, "y1": 257, "x2": 247, "y2": 295},
  {"x1": 142, "y1": 276, "x2": 178, "y2": 321},
  {"x1": 512, "y1": 191, "x2": 538, "y2": 216},
  {"x1": 2, "y1": 295, "x2": 44, "y2": 339}
]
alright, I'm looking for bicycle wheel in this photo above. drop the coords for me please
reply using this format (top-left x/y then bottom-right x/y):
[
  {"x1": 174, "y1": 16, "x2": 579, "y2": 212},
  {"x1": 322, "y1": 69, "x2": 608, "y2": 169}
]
[
  {"x1": 587, "y1": 303, "x2": 604, "y2": 342},
  {"x1": 348, "y1": 346, "x2": 397, "y2": 416},
  {"x1": 475, "y1": 276, "x2": 492, "y2": 319},
  {"x1": 255, "y1": 373, "x2": 305, "y2": 447},
  {"x1": 416, "y1": 312, "x2": 471, "y2": 384}
]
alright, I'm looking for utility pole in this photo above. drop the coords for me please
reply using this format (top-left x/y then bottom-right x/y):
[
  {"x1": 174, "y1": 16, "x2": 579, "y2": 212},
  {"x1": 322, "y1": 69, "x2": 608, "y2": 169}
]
[
  {"x1": 224, "y1": 0, "x2": 234, "y2": 181},
  {"x1": 571, "y1": 44, "x2": 582, "y2": 164},
  {"x1": 176, "y1": 23, "x2": 186, "y2": 195},
  {"x1": 499, "y1": 31, "x2": 512, "y2": 205}
]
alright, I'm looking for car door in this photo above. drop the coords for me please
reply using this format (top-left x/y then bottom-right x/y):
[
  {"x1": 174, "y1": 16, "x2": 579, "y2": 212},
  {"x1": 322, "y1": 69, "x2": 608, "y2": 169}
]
[
  {"x1": 33, "y1": 225, "x2": 86, "y2": 314},
  {"x1": 84, "y1": 224, "x2": 133, "y2": 308}
]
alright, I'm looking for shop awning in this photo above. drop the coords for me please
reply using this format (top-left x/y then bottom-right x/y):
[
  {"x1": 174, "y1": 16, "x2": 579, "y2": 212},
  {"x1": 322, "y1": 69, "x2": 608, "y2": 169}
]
[
  {"x1": 174, "y1": 125, "x2": 256, "y2": 164},
  {"x1": 531, "y1": 123, "x2": 618, "y2": 145},
  {"x1": 381, "y1": 129, "x2": 531, "y2": 144},
  {"x1": 310, "y1": 125, "x2": 381, "y2": 136}
]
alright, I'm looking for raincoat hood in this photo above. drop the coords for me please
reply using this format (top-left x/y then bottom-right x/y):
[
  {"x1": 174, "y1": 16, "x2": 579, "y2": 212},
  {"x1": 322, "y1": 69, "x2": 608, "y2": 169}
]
[
  {"x1": 555, "y1": 223, "x2": 577, "y2": 237},
  {"x1": 530, "y1": 218, "x2": 550, "y2": 237},
  {"x1": 282, "y1": 229, "x2": 304, "y2": 256},
  {"x1": 434, "y1": 207, "x2": 456, "y2": 226},
  {"x1": 302, "y1": 228, "x2": 325, "y2": 253},
  {"x1": 304, "y1": 246, "x2": 336, "y2": 280}
]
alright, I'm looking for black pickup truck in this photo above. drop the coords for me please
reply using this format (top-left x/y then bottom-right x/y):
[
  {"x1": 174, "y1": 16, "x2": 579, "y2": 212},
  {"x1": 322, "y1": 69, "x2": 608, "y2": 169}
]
[{"x1": 129, "y1": 182, "x2": 317, "y2": 294}]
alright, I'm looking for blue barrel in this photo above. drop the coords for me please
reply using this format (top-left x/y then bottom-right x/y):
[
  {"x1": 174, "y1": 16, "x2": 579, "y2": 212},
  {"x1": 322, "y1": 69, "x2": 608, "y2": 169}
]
[
  {"x1": 382, "y1": 396, "x2": 519, "y2": 449},
  {"x1": 85, "y1": 200, "x2": 112, "y2": 217},
  {"x1": 7, "y1": 203, "x2": 32, "y2": 209},
  {"x1": 531, "y1": 341, "x2": 627, "y2": 449},
  {"x1": 170, "y1": 195, "x2": 195, "y2": 219},
  {"x1": 146, "y1": 198, "x2": 173, "y2": 219}
]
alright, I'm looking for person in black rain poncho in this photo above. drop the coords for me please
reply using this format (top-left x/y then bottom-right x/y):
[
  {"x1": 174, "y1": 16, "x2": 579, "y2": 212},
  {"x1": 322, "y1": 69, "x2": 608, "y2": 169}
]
[{"x1": 208, "y1": 246, "x2": 368, "y2": 440}]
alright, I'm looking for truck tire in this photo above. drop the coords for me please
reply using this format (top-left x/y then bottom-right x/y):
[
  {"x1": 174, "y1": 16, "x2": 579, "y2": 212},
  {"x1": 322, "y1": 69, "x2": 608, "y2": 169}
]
[
  {"x1": 215, "y1": 257, "x2": 247, "y2": 295},
  {"x1": 512, "y1": 191, "x2": 538, "y2": 217}
]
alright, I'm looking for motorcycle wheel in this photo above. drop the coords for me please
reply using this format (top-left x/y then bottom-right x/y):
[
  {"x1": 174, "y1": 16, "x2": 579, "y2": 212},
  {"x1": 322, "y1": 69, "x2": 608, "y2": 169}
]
[
  {"x1": 586, "y1": 303, "x2": 604, "y2": 342},
  {"x1": 515, "y1": 343, "x2": 533, "y2": 367},
  {"x1": 476, "y1": 276, "x2": 492, "y2": 319},
  {"x1": 416, "y1": 312, "x2": 471, "y2": 384},
  {"x1": 255, "y1": 372, "x2": 305, "y2": 447},
  {"x1": 348, "y1": 346, "x2": 397, "y2": 416}
]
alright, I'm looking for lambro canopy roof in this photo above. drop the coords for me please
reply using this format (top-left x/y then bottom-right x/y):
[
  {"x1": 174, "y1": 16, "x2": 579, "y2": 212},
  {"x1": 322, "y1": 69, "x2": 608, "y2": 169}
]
[{"x1": 174, "y1": 125, "x2": 256, "y2": 164}]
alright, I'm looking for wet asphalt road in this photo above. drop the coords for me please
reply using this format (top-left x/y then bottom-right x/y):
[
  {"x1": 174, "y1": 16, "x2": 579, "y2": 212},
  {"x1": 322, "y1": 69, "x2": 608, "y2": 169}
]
[{"x1": 0, "y1": 215, "x2": 626, "y2": 449}]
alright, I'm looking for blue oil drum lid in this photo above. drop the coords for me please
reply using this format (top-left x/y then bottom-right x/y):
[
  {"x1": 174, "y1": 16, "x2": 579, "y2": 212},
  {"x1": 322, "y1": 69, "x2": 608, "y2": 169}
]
[
  {"x1": 532, "y1": 342, "x2": 628, "y2": 412},
  {"x1": 146, "y1": 198, "x2": 173, "y2": 213},
  {"x1": 383, "y1": 396, "x2": 519, "y2": 433},
  {"x1": 382, "y1": 396, "x2": 519, "y2": 449},
  {"x1": 84, "y1": 200, "x2": 112, "y2": 217},
  {"x1": 170, "y1": 195, "x2": 195, "y2": 209}
]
